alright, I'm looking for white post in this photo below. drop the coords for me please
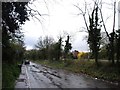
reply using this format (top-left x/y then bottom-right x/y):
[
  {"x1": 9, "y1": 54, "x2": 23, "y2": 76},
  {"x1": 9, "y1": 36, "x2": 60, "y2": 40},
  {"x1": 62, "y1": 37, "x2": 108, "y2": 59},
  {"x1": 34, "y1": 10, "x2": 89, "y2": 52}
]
[{"x1": 118, "y1": 1, "x2": 120, "y2": 29}]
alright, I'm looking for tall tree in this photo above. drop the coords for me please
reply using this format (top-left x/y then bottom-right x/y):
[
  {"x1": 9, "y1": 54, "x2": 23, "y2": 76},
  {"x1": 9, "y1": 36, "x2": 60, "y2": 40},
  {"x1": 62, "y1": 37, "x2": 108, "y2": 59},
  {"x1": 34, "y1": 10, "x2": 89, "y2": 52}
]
[
  {"x1": 2, "y1": 2, "x2": 29, "y2": 63},
  {"x1": 74, "y1": 1, "x2": 102, "y2": 65},
  {"x1": 44, "y1": 37, "x2": 63, "y2": 61},
  {"x1": 99, "y1": 2, "x2": 116, "y2": 64},
  {"x1": 35, "y1": 36, "x2": 54, "y2": 50},
  {"x1": 35, "y1": 36, "x2": 54, "y2": 60},
  {"x1": 88, "y1": 6, "x2": 101, "y2": 65},
  {"x1": 116, "y1": 29, "x2": 120, "y2": 63},
  {"x1": 54, "y1": 37, "x2": 62, "y2": 60},
  {"x1": 64, "y1": 35, "x2": 72, "y2": 58}
]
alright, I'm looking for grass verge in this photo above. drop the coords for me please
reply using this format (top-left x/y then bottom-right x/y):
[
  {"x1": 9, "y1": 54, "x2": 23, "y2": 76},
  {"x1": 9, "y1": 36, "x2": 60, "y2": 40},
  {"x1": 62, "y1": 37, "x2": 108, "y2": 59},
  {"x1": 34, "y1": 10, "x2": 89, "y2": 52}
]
[
  {"x1": 34, "y1": 59, "x2": 120, "y2": 83},
  {"x1": 0, "y1": 63, "x2": 1, "y2": 90},
  {"x1": 2, "y1": 62, "x2": 20, "y2": 89}
]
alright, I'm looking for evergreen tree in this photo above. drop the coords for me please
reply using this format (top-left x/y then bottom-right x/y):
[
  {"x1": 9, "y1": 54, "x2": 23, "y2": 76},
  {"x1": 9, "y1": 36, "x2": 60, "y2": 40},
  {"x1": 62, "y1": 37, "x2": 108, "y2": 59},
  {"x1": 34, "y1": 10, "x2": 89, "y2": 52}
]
[
  {"x1": 116, "y1": 29, "x2": 120, "y2": 63},
  {"x1": 2, "y1": 2, "x2": 29, "y2": 63},
  {"x1": 88, "y1": 6, "x2": 101, "y2": 65},
  {"x1": 64, "y1": 35, "x2": 72, "y2": 58},
  {"x1": 55, "y1": 37, "x2": 62, "y2": 60}
]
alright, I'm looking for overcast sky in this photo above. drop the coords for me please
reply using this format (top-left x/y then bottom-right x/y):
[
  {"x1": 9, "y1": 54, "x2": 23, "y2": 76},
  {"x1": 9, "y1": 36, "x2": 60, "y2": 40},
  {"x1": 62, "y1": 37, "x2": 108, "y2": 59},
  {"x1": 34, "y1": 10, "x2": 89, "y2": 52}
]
[{"x1": 22, "y1": 0, "x2": 120, "y2": 52}]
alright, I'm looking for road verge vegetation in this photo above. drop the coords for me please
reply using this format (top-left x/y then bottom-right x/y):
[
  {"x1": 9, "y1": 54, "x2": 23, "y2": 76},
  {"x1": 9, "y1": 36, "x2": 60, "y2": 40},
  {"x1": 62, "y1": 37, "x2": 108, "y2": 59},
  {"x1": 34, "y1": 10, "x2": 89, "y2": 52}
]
[
  {"x1": 2, "y1": 62, "x2": 20, "y2": 88},
  {"x1": 34, "y1": 59, "x2": 120, "y2": 84}
]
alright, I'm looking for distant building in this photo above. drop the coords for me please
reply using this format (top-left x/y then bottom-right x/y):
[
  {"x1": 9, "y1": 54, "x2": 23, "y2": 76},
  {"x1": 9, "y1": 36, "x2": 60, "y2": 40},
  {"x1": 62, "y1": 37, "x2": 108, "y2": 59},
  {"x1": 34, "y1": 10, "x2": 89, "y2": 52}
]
[{"x1": 72, "y1": 50, "x2": 79, "y2": 59}]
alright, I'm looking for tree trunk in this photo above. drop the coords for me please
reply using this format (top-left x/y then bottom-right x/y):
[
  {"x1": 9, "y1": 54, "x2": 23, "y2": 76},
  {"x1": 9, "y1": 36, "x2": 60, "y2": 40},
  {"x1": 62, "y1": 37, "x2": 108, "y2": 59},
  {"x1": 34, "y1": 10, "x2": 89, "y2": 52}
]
[
  {"x1": 111, "y1": 41, "x2": 115, "y2": 64},
  {"x1": 116, "y1": 38, "x2": 120, "y2": 63},
  {"x1": 111, "y1": 2, "x2": 116, "y2": 65},
  {"x1": 95, "y1": 50, "x2": 99, "y2": 66}
]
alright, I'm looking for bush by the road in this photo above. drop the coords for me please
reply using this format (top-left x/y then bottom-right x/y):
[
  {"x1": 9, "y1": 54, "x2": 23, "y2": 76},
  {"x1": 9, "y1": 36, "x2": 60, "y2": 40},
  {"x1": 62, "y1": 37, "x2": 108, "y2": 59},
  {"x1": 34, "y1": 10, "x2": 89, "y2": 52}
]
[{"x1": 2, "y1": 63, "x2": 20, "y2": 88}]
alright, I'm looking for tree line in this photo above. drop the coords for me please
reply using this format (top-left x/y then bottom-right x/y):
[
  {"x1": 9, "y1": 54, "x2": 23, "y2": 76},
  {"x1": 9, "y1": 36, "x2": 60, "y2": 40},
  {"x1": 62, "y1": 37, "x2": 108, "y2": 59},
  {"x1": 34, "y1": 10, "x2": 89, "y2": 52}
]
[
  {"x1": 2, "y1": 1, "x2": 120, "y2": 66},
  {"x1": 2, "y1": 0, "x2": 120, "y2": 87},
  {"x1": 25, "y1": 35, "x2": 72, "y2": 61},
  {"x1": 25, "y1": 0, "x2": 120, "y2": 67},
  {"x1": 2, "y1": 2, "x2": 29, "y2": 64},
  {"x1": 74, "y1": 0, "x2": 120, "y2": 66},
  {"x1": 2, "y1": 2, "x2": 30, "y2": 88}
]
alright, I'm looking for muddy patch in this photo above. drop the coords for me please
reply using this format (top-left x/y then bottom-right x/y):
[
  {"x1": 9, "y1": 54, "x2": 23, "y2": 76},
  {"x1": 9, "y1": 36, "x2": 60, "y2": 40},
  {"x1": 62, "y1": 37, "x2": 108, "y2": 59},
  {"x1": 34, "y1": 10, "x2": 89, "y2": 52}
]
[{"x1": 17, "y1": 78, "x2": 25, "y2": 82}]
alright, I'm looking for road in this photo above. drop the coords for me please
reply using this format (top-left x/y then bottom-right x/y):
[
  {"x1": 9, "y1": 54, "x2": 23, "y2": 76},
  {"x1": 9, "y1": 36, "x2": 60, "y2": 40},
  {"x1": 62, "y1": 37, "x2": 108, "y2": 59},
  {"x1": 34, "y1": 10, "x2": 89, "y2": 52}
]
[{"x1": 15, "y1": 61, "x2": 119, "y2": 89}]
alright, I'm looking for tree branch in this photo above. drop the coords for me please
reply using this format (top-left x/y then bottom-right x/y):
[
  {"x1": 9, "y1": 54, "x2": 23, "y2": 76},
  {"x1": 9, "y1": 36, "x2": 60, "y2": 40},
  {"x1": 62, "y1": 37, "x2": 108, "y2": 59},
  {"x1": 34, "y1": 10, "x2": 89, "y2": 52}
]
[
  {"x1": 112, "y1": 2, "x2": 116, "y2": 34},
  {"x1": 73, "y1": 4, "x2": 89, "y2": 32},
  {"x1": 99, "y1": 7, "x2": 110, "y2": 39}
]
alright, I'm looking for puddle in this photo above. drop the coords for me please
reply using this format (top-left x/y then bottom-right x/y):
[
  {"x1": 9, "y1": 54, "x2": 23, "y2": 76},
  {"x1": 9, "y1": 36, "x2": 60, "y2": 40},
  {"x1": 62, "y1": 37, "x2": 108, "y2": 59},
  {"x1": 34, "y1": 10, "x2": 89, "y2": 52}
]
[{"x1": 17, "y1": 78, "x2": 25, "y2": 82}]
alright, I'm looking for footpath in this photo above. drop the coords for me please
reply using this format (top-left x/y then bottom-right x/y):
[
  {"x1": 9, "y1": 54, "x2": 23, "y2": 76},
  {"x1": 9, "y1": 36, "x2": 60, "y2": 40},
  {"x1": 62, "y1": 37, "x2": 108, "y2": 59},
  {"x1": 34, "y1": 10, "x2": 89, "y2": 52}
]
[{"x1": 14, "y1": 65, "x2": 30, "y2": 89}]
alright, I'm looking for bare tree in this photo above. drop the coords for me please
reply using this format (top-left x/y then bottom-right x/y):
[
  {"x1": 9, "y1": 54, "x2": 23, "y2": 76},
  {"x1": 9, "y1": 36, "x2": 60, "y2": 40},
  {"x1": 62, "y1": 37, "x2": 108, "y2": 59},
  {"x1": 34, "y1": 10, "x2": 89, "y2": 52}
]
[
  {"x1": 74, "y1": 0, "x2": 102, "y2": 65},
  {"x1": 74, "y1": 0, "x2": 117, "y2": 65},
  {"x1": 99, "y1": 1, "x2": 116, "y2": 64},
  {"x1": 35, "y1": 36, "x2": 54, "y2": 50}
]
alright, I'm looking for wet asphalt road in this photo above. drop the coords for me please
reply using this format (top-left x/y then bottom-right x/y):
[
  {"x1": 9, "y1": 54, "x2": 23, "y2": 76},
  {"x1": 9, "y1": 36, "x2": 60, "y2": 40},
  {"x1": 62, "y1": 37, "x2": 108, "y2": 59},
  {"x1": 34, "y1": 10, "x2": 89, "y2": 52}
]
[{"x1": 15, "y1": 61, "x2": 119, "y2": 89}]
